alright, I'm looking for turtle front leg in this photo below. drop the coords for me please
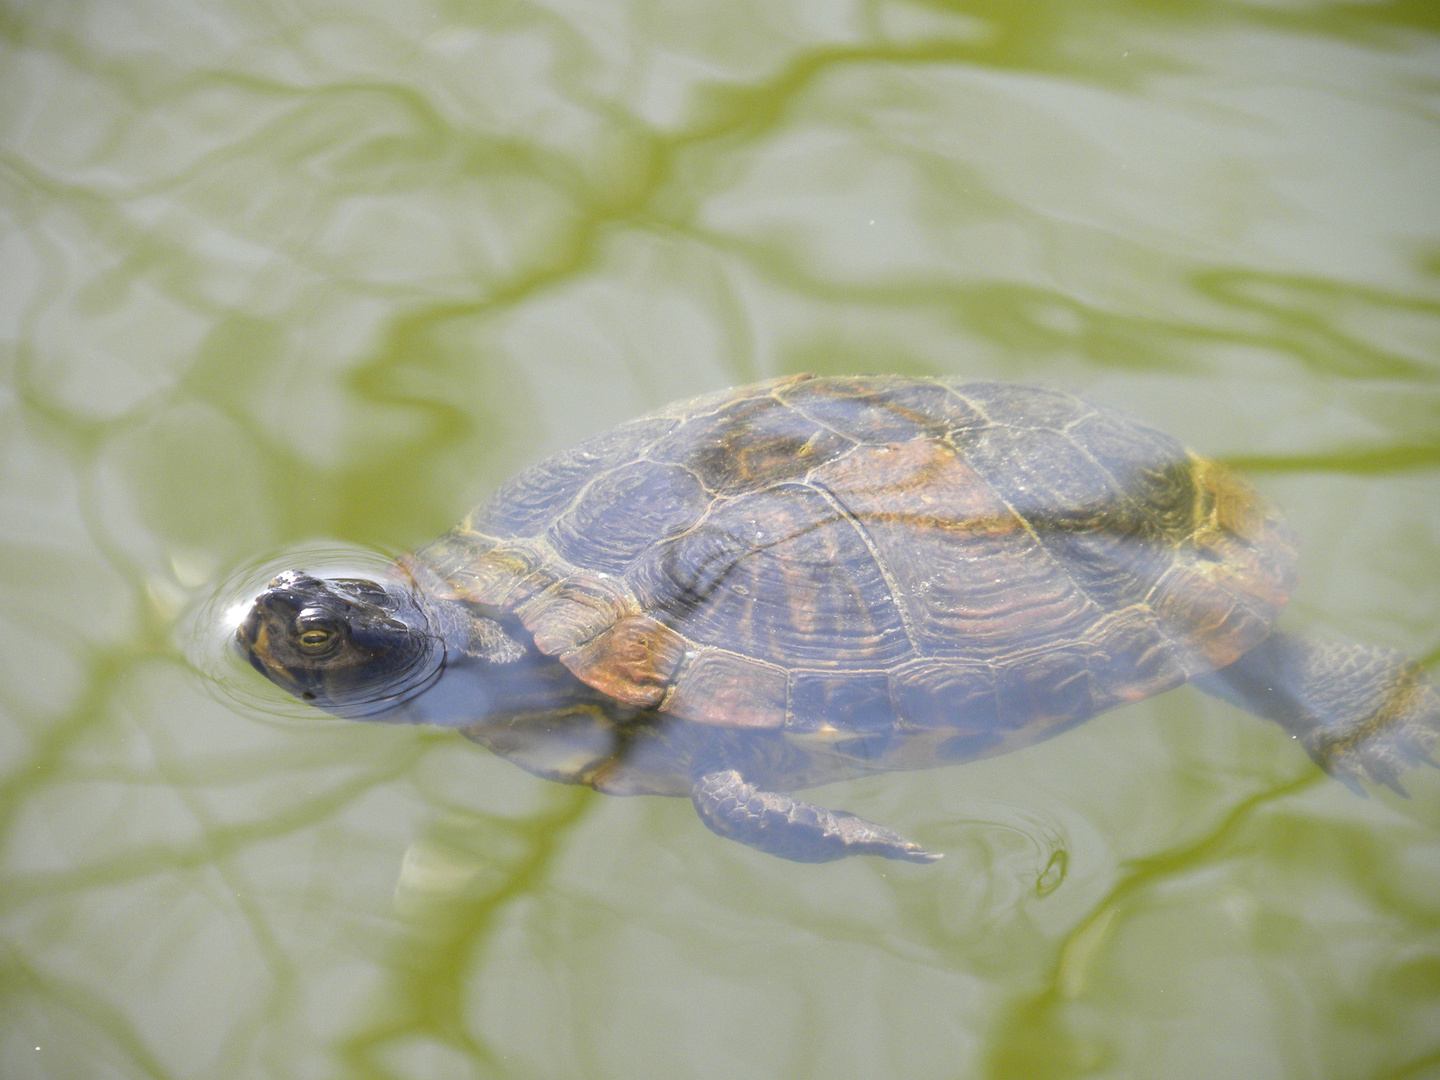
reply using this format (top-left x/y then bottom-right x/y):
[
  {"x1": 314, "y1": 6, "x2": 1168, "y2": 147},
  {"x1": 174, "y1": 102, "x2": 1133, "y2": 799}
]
[{"x1": 691, "y1": 769, "x2": 940, "y2": 863}]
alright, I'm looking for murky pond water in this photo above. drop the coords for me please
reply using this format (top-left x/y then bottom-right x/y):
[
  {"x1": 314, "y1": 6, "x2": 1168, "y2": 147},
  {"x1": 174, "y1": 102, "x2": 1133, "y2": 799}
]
[{"x1": 3, "y1": 2, "x2": 1438, "y2": 1079}]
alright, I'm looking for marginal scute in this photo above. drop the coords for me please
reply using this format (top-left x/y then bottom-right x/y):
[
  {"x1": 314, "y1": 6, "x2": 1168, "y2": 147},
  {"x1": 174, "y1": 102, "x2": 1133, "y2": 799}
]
[
  {"x1": 417, "y1": 536, "x2": 549, "y2": 608},
  {"x1": 889, "y1": 657, "x2": 1000, "y2": 731},
  {"x1": 1190, "y1": 458, "x2": 1299, "y2": 609},
  {"x1": 663, "y1": 648, "x2": 788, "y2": 729},
  {"x1": 1150, "y1": 564, "x2": 1278, "y2": 672},
  {"x1": 559, "y1": 614, "x2": 689, "y2": 708},
  {"x1": 475, "y1": 417, "x2": 679, "y2": 539},
  {"x1": 1146, "y1": 459, "x2": 1297, "y2": 671},
  {"x1": 516, "y1": 575, "x2": 638, "y2": 655},
  {"x1": 993, "y1": 642, "x2": 1104, "y2": 732},
  {"x1": 936, "y1": 729, "x2": 1006, "y2": 761},
  {"x1": 788, "y1": 670, "x2": 892, "y2": 734}
]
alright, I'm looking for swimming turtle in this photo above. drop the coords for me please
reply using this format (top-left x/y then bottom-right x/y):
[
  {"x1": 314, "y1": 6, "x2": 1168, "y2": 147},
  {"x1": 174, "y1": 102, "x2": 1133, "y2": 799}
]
[{"x1": 236, "y1": 375, "x2": 1437, "y2": 863}]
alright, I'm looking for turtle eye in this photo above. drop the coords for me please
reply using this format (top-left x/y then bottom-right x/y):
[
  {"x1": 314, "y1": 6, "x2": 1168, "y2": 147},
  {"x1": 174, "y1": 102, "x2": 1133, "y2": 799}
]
[{"x1": 295, "y1": 619, "x2": 341, "y2": 654}]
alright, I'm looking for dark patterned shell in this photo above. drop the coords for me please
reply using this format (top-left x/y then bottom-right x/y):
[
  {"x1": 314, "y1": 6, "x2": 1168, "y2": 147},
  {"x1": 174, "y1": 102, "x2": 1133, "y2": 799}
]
[{"x1": 412, "y1": 375, "x2": 1298, "y2": 766}]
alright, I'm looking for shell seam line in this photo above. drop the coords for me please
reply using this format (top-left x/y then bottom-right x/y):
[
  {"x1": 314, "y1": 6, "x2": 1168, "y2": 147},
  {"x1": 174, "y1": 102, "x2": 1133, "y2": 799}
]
[{"x1": 803, "y1": 477, "x2": 922, "y2": 660}]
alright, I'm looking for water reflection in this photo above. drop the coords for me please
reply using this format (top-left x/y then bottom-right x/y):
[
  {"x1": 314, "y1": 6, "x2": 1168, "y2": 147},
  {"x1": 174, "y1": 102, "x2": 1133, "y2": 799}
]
[{"x1": 3, "y1": 1, "x2": 1438, "y2": 1078}]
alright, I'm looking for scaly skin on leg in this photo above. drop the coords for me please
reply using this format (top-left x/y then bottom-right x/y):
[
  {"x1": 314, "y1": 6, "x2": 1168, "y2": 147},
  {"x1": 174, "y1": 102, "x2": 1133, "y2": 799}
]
[
  {"x1": 1196, "y1": 631, "x2": 1440, "y2": 794},
  {"x1": 692, "y1": 769, "x2": 941, "y2": 863}
]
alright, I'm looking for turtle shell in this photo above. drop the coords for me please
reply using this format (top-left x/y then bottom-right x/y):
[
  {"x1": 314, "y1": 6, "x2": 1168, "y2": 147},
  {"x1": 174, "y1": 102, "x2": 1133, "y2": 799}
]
[{"x1": 412, "y1": 374, "x2": 1298, "y2": 768}]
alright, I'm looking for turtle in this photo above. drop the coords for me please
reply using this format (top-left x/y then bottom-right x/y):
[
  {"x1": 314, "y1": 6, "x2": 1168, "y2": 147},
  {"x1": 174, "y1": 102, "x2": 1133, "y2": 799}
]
[{"x1": 235, "y1": 374, "x2": 1438, "y2": 863}]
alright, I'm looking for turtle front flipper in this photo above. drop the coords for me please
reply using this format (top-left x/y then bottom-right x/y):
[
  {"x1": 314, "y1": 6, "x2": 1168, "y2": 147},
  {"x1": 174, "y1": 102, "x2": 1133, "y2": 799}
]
[
  {"x1": 1197, "y1": 631, "x2": 1439, "y2": 794},
  {"x1": 691, "y1": 770, "x2": 940, "y2": 863}
]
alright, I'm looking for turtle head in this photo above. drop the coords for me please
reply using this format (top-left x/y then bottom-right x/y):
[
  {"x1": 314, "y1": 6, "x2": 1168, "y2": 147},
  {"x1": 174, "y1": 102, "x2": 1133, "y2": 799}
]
[{"x1": 235, "y1": 569, "x2": 446, "y2": 718}]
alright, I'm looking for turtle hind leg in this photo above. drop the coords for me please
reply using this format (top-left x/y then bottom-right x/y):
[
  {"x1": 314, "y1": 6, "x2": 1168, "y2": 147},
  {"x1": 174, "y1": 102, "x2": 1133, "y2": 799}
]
[
  {"x1": 1196, "y1": 631, "x2": 1440, "y2": 794},
  {"x1": 691, "y1": 769, "x2": 940, "y2": 863}
]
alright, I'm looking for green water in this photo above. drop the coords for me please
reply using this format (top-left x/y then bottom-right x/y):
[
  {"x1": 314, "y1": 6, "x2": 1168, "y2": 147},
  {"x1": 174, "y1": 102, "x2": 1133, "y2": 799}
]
[{"x1": 3, "y1": 2, "x2": 1438, "y2": 1078}]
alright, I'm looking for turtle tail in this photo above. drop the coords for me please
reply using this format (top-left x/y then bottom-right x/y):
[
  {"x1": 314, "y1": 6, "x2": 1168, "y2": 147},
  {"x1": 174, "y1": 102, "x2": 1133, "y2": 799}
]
[{"x1": 1195, "y1": 631, "x2": 1439, "y2": 795}]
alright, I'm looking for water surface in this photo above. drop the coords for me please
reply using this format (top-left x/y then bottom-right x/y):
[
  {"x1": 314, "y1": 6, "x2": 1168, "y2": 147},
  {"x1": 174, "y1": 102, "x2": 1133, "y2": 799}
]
[{"x1": 2, "y1": 2, "x2": 1438, "y2": 1079}]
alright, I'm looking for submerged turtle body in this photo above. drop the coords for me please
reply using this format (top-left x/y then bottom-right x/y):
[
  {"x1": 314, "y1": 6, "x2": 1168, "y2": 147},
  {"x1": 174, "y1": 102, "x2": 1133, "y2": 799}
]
[
  {"x1": 415, "y1": 376, "x2": 1297, "y2": 785},
  {"x1": 238, "y1": 375, "x2": 1438, "y2": 863}
]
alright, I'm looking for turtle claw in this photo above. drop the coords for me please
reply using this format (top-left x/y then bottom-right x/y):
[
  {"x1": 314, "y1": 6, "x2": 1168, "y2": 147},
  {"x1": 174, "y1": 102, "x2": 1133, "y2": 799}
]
[
  {"x1": 692, "y1": 769, "x2": 940, "y2": 864},
  {"x1": 1312, "y1": 730, "x2": 1422, "y2": 800}
]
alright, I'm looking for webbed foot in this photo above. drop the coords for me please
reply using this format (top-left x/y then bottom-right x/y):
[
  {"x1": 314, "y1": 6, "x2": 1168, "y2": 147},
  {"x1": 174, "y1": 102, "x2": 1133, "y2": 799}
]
[
  {"x1": 1199, "y1": 633, "x2": 1439, "y2": 795},
  {"x1": 691, "y1": 769, "x2": 940, "y2": 863}
]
